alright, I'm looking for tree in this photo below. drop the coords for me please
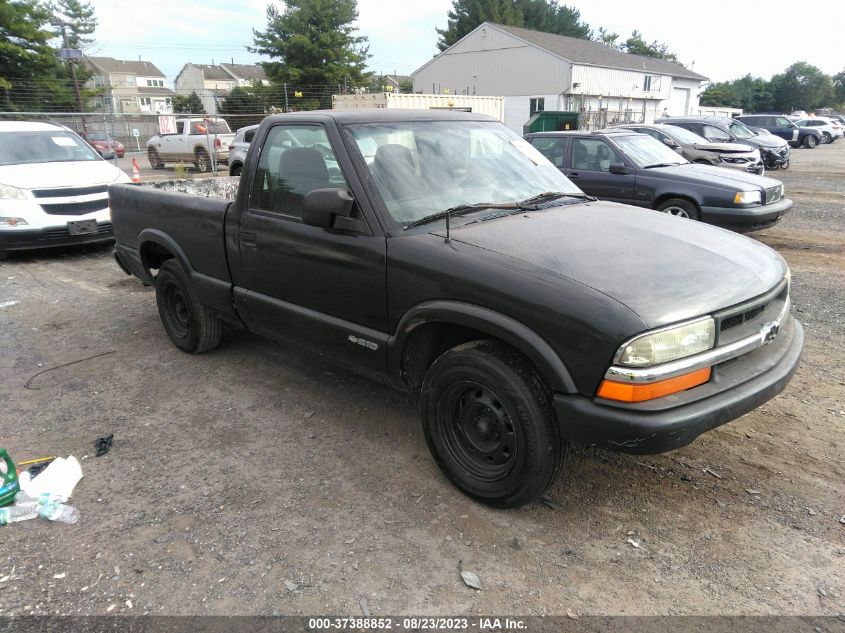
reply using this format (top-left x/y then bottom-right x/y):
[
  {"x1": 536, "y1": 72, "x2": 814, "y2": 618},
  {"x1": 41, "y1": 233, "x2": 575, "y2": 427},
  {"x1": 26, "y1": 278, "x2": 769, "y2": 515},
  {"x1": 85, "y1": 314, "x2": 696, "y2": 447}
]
[
  {"x1": 831, "y1": 68, "x2": 844, "y2": 107},
  {"x1": 770, "y1": 62, "x2": 835, "y2": 112},
  {"x1": 0, "y1": 0, "x2": 77, "y2": 111},
  {"x1": 436, "y1": 0, "x2": 591, "y2": 51},
  {"x1": 621, "y1": 30, "x2": 679, "y2": 63},
  {"x1": 699, "y1": 83, "x2": 738, "y2": 108},
  {"x1": 172, "y1": 91, "x2": 205, "y2": 114},
  {"x1": 48, "y1": 0, "x2": 97, "y2": 50},
  {"x1": 250, "y1": 0, "x2": 369, "y2": 108},
  {"x1": 593, "y1": 26, "x2": 620, "y2": 50}
]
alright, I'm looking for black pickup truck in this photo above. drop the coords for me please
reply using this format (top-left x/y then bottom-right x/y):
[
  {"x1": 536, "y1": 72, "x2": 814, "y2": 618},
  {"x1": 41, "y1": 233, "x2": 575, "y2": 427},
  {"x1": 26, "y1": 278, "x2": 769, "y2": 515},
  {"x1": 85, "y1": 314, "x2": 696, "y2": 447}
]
[{"x1": 110, "y1": 110, "x2": 803, "y2": 508}]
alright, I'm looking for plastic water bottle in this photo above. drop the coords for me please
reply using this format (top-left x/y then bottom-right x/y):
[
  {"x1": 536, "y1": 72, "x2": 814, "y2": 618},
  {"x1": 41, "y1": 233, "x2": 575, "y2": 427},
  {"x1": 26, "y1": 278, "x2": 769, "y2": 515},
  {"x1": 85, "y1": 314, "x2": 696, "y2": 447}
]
[
  {"x1": 0, "y1": 503, "x2": 39, "y2": 525},
  {"x1": 38, "y1": 500, "x2": 79, "y2": 524}
]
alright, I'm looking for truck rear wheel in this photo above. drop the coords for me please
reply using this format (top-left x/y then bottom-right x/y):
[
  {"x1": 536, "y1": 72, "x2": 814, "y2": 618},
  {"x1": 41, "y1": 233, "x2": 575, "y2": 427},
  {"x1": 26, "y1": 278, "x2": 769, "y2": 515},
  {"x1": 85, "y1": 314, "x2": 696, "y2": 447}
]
[
  {"x1": 155, "y1": 259, "x2": 221, "y2": 353},
  {"x1": 195, "y1": 149, "x2": 210, "y2": 172},
  {"x1": 420, "y1": 340, "x2": 566, "y2": 508}
]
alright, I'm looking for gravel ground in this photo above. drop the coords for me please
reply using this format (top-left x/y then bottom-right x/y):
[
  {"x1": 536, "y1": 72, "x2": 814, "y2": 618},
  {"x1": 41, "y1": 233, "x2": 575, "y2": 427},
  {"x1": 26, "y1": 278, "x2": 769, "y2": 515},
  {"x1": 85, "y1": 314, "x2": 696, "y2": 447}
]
[{"x1": 0, "y1": 141, "x2": 843, "y2": 617}]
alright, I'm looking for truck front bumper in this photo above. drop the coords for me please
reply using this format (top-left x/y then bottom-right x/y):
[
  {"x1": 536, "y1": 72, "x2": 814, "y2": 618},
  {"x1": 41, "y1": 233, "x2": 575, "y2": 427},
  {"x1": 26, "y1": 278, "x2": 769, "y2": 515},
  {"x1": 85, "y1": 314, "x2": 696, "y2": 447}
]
[
  {"x1": 700, "y1": 198, "x2": 793, "y2": 232},
  {"x1": 553, "y1": 316, "x2": 803, "y2": 454},
  {"x1": 0, "y1": 222, "x2": 114, "y2": 252}
]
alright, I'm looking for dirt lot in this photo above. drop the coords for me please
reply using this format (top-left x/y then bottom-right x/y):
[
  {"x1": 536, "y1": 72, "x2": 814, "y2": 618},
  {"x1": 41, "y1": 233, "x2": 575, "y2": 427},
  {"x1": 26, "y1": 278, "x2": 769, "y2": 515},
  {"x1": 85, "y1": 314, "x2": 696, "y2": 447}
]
[{"x1": 0, "y1": 141, "x2": 843, "y2": 618}]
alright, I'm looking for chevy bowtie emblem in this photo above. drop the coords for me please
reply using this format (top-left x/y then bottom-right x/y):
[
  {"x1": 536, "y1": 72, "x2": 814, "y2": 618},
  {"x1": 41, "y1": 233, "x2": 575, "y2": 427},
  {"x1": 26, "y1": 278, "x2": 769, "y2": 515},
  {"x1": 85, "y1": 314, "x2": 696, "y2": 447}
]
[{"x1": 760, "y1": 321, "x2": 779, "y2": 345}]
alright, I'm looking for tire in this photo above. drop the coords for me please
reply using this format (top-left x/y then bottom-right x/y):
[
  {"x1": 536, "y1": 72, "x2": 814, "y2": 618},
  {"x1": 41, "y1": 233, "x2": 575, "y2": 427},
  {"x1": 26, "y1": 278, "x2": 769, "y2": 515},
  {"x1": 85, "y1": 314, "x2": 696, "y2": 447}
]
[
  {"x1": 822, "y1": 132, "x2": 832, "y2": 144},
  {"x1": 0, "y1": 251, "x2": 9, "y2": 262},
  {"x1": 148, "y1": 148, "x2": 164, "y2": 169},
  {"x1": 420, "y1": 340, "x2": 566, "y2": 508},
  {"x1": 229, "y1": 162, "x2": 242, "y2": 177},
  {"x1": 195, "y1": 149, "x2": 210, "y2": 172},
  {"x1": 780, "y1": 159, "x2": 789, "y2": 170},
  {"x1": 154, "y1": 259, "x2": 222, "y2": 354},
  {"x1": 656, "y1": 197, "x2": 701, "y2": 221},
  {"x1": 802, "y1": 135, "x2": 818, "y2": 149}
]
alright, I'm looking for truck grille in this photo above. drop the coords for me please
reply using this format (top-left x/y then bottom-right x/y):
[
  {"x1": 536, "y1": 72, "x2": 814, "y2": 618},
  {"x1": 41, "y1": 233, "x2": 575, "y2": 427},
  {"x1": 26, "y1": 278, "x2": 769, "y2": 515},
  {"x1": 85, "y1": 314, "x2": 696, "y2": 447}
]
[
  {"x1": 39, "y1": 199, "x2": 108, "y2": 216},
  {"x1": 765, "y1": 185, "x2": 783, "y2": 204},
  {"x1": 715, "y1": 280, "x2": 789, "y2": 346},
  {"x1": 32, "y1": 185, "x2": 109, "y2": 199}
]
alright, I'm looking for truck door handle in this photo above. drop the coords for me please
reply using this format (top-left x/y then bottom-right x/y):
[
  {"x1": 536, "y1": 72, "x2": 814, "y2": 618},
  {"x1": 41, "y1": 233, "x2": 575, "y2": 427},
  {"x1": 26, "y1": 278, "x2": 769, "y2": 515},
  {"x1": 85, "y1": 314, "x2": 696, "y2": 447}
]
[
  {"x1": 570, "y1": 171, "x2": 579, "y2": 178},
  {"x1": 240, "y1": 232, "x2": 257, "y2": 247}
]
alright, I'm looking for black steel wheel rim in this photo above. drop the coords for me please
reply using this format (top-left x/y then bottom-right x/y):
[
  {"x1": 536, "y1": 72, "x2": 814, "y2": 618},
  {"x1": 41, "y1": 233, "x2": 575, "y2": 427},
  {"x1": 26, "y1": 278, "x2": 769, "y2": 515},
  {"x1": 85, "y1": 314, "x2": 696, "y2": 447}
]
[
  {"x1": 438, "y1": 381, "x2": 518, "y2": 481},
  {"x1": 162, "y1": 281, "x2": 191, "y2": 339}
]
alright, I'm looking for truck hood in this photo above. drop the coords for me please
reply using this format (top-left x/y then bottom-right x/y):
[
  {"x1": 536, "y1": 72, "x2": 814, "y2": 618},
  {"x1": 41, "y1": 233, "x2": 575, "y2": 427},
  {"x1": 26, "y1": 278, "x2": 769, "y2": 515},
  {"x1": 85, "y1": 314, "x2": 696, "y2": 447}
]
[
  {"x1": 0, "y1": 160, "x2": 128, "y2": 190},
  {"x1": 692, "y1": 142, "x2": 755, "y2": 154},
  {"x1": 743, "y1": 133, "x2": 787, "y2": 149},
  {"x1": 435, "y1": 202, "x2": 786, "y2": 327}
]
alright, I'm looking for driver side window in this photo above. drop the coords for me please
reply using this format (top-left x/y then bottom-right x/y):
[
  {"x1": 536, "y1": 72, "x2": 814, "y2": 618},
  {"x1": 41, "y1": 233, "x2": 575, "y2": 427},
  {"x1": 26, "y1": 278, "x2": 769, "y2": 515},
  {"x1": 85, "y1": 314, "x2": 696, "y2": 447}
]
[
  {"x1": 251, "y1": 125, "x2": 347, "y2": 218},
  {"x1": 571, "y1": 138, "x2": 620, "y2": 172}
]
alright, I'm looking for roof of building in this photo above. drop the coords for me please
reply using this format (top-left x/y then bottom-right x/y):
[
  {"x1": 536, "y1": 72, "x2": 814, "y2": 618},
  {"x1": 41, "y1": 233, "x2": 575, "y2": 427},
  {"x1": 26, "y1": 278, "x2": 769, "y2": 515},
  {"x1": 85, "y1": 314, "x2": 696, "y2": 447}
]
[
  {"x1": 492, "y1": 24, "x2": 707, "y2": 81},
  {"x1": 85, "y1": 56, "x2": 165, "y2": 77},
  {"x1": 415, "y1": 23, "x2": 707, "y2": 82},
  {"x1": 220, "y1": 63, "x2": 267, "y2": 82},
  {"x1": 137, "y1": 86, "x2": 175, "y2": 96},
  {"x1": 190, "y1": 64, "x2": 235, "y2": 82}
]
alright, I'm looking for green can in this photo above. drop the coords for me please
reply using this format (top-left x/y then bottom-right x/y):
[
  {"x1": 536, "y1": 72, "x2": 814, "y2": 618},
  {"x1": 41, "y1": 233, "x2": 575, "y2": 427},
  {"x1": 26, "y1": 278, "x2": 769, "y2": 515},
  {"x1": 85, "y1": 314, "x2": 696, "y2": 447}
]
[{"x1": 0, "y1": 449, "x2": 20, "y2": 508}]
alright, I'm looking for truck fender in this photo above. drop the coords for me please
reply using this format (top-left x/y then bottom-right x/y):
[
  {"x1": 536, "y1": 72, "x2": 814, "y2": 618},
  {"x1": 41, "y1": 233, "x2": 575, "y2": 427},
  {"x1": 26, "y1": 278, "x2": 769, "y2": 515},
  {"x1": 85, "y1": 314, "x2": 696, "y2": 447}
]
[
  {"x1": 388, "y1": 300, "x2": 577, "y2": 393},
  {"x1": 136, "y1": 228, "x2": 195, "y2": 284}
]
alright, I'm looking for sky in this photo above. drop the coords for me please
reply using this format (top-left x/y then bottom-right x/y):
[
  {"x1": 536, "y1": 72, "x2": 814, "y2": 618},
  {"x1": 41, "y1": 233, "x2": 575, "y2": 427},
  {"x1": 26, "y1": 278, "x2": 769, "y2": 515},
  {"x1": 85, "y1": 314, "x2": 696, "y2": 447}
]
[{"x1": 86, "y1": 0, "x2": 843, "y2": 86}]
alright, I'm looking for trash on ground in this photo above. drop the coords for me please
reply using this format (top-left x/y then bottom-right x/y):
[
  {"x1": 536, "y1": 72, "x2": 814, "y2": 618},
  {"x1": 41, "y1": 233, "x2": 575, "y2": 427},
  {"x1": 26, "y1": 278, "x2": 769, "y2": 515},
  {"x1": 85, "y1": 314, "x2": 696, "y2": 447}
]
[
  {"x1": 745, "y1": 488, "x2": 762, "y2": 496},
  {"x1": 19, "y1": 455, "x2": 82, "y2": 502},
  {"x1": 703, "y1": 467, "x2": 722, "y2": 479},
  {"x1": 358, "y1": 595, "x2": 370, "y2": 616},
  {"x1": 626, "y1": 538, "x2": 641, "y2": 548},
  {"x1": 458, "y1": 561, "x2": 481, "y2": 590},
  {"x1": 283, "y1": 580, "x2": 298, "y2": 592},
  {"x1": 94, "y1": 434, "x2": 114, "y2": 457},
  {"x1": 0, "y1": 449, "x2": 21, "y2": 508},
  {"x1": 53, "y1": 573, "x2": 66, "y2": 579}
]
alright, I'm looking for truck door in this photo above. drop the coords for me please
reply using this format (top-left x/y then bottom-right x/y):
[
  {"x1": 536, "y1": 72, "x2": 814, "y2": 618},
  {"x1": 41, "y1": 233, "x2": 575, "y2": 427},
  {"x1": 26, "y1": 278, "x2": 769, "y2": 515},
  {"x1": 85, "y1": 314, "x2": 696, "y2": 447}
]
[
  {"x1": 230, "y1": 122, "x2": 388, "y2": 378},
  {"x1": 158, "y1": 120, "x2": 185, "y2": 159},
  {"x1": 566, "y1": 137, "x2": 635, "y2": 204}
]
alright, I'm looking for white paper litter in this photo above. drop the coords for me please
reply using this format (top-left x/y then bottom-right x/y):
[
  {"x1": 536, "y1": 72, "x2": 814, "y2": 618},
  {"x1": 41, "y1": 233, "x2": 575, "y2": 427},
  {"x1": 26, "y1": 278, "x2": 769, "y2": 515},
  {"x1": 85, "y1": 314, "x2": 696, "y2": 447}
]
[{"x1": 20, "y1": 456, "x2": 83, "y2": 502}]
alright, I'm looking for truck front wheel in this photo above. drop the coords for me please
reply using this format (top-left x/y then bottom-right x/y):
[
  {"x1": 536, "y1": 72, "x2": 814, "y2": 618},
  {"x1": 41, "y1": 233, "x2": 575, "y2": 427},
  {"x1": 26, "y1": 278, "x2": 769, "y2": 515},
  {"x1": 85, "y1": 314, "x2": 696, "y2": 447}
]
[
  {"x1": 155, "y1": 259, "x2": 221, "y2": 353},
  {"x1": 420, "y1": 340, "x2": 566, "y2": 508},
  {"x1": 195, "y1": 149, "x2": 210, "y2": 172}
]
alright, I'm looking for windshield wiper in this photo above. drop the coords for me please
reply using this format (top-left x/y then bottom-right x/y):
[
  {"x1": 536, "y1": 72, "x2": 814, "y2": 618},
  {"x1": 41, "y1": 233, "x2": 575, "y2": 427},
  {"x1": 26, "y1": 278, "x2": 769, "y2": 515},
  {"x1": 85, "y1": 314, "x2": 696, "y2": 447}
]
[
  {"x1": 404, "y1": 203, "x2": 518, "y2": 229},
  {"x1": 643, "y1": 162, "x2": 684, "y2": 169},
  {"x1": 517, "y1": 191, "x2": 596, "y2": 207}
]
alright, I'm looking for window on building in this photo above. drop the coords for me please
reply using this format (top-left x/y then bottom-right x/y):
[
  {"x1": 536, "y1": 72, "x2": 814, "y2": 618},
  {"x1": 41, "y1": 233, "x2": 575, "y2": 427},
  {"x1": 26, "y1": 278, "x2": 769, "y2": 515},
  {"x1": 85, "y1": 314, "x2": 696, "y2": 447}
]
[
  {"x1": 140, "y1": 97, "x2": 151, "y2": 107},
  {"x1": 529, "y1": 98, "x2": 545, "y2": 115},
  {"x1": 126, "y1": 76, "x2": 135, "y2": 87},
  {"x1": 643, "y1": 75, "x2": 653, "y2": 91}
]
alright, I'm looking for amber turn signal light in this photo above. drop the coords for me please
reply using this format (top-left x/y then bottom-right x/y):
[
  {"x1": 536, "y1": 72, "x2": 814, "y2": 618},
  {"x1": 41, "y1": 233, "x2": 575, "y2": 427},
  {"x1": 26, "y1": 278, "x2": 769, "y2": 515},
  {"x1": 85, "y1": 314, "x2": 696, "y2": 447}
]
[{"x1": 597, "y1": 367, "x2": 712, "y2": 403}]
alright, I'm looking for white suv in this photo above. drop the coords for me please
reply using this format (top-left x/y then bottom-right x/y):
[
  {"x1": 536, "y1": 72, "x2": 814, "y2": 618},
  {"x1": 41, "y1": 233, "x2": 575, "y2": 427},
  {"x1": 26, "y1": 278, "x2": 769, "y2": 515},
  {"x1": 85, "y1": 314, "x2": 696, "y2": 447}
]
[
  {"x1": 227, "y1": 124, "x2": 259, "y2": 176},
  {"x1": 795, "y1": 117, "x2": 843, "y2": 144},
  {"x1": 0, "y1": 121, "x2": 130, "y2": 259}
]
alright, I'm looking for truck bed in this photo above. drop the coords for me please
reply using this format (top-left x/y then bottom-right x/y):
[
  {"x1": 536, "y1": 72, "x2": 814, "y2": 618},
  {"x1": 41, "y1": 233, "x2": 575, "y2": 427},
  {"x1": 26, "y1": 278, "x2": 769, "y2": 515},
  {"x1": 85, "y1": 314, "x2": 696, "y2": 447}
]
[{"x1": 109, "y1": 178, "x2": 239, "y2": 315}]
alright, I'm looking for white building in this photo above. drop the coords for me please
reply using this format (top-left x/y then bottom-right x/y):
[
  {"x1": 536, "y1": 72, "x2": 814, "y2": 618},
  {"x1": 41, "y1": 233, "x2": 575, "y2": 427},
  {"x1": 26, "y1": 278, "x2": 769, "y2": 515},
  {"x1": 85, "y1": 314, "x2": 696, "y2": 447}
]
[
  {"x1": 412, "y1": 22, "x2": 708, "y2": 133},
  {"x1": 174, "y1": 63, "x2": 269, "y2": 114},
  {"x1": 84, "y1": 57, "x2": 173, "y2": 114}
]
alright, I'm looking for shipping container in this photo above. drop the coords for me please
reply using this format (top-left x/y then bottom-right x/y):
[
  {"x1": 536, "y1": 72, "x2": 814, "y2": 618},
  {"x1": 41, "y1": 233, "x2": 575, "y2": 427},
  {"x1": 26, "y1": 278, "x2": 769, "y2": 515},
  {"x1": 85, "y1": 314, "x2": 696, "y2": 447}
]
[{"x1": 332, "y1": 93, "x2": 505, "y2": 123}]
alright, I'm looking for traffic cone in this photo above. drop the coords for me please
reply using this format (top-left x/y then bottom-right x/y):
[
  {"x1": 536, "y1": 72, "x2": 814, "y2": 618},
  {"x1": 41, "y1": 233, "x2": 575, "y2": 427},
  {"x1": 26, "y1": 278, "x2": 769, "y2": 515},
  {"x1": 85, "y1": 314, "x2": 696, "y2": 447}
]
[{"x1": 131, "y1": 158, "x2": 141, "y2": 183}]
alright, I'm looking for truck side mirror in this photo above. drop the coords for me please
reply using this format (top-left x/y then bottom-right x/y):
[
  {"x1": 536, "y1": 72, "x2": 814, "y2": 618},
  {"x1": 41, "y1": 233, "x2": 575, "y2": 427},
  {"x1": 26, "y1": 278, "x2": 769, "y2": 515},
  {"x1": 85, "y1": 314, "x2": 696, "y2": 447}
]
[
  {"x1": 608, "y1": 163, "x2": 631, "y2": 175},
  {"x1": 302, "y1": 188, "x2": 354, "y2": 229},
  {"x1": 101, "y1": 150, "x2": 115, "y2": 160},
  {"x1": 662, "y1": 138, "x2": 679, "y2": 148}
]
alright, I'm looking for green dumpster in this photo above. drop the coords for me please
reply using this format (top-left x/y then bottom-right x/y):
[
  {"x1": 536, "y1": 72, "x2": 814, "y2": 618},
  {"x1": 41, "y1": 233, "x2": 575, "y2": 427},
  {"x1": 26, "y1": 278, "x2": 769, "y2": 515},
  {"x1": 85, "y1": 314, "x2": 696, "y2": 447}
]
[{"x1": 523, "y1": 111, "x2": 580, "y2": 135}]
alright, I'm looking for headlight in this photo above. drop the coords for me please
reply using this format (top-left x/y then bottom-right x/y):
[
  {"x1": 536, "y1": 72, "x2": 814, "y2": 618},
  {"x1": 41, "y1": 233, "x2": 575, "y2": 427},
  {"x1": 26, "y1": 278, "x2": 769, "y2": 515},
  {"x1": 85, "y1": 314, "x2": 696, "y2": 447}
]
[
  {"x1": 616, "y1": 317, "x2": 716, "y2": 368},
  {"x1": 734, "y1": 190, "x2": 761, "y2": 205},
  {"x1": 0, "y1": 183, "x2": 26, "y2": 200},
  {"x1": 0, "y1": 217, "x2": 28, "y2": 226}
]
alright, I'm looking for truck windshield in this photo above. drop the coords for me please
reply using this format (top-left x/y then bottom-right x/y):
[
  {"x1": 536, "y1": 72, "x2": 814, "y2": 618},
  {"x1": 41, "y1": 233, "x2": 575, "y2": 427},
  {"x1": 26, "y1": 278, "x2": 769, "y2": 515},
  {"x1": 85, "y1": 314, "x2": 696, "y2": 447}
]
[
  {"x1": 190, "y1": 119, "x2": 231, "y2": 135},
  {"x1": 344, "y1": 121, "x2": 582, "y2": 225},
  {"x1": 0, "y1": 131, "x2": 100, "y2": 166},
  {"x1": 662, "y1": 125, "x2": 708, "y2": 145}
]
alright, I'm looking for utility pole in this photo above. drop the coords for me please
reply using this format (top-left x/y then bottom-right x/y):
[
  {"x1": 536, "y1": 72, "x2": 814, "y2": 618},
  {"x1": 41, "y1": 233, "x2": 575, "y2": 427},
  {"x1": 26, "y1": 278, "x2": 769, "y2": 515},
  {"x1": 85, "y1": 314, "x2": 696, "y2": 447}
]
[{"x1": 52, "y1": 19, "x2": 86, "y2": 130}]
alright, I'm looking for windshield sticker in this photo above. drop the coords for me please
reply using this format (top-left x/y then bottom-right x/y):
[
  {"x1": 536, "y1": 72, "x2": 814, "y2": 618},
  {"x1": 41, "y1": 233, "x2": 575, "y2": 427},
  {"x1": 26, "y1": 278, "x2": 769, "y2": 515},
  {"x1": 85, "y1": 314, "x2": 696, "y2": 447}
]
[
  {"x1": 510, "y1": 139, "x2": 550, "y2": 166},
  {"x1": 52, "y1": 136, "x2": 77, "y2": 146}
]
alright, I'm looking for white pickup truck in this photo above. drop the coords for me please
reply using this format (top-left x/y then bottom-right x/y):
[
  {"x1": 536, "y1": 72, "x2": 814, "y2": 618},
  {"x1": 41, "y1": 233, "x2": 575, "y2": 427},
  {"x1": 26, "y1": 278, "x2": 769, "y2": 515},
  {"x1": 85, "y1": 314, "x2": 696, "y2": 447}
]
[{"x1": 146, "y1": 118, "x2": 235, "y2": 172}]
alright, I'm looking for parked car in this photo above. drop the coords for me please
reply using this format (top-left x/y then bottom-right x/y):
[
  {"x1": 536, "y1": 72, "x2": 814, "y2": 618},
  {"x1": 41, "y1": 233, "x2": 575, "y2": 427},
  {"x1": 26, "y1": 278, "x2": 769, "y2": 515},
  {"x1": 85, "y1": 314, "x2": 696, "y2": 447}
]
[
  {"x1": 793, "y1": 117, "x2": 842, "y2": 143},
  {"x1": 0, "y1": 121, "x2": 130, "y2": 259},
  {"x1": 656, "y1": 115, "x2": 791, "y2": 170},
  {"x1": 526, "y1": 129, "x2": 792, "y2": 231},
  {"x1": 147, "y1": 117, "x2": 235, "y2": 172},
  {"x1": 615, "y1": 123, "x2": 763, "y2": 173},
  {"x1": 228, "y1": 124, "x2": 259, "y2": 176},
  {"x1": 734, "y1": 114, "x2": 822, "y2": 149},
  {"x1": 82, "y1": 131, "x2": 126, "y2": 157},
  {"x1": 110, "y1": 110, "x2": 803, "y2": 507},
  {"x1": 790, "y1": 110, "x2": 808, "y2": 119}
]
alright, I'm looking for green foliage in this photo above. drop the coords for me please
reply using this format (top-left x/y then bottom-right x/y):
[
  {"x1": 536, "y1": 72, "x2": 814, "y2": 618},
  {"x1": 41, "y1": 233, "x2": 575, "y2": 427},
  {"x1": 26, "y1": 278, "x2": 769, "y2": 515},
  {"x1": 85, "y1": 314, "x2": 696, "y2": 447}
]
[
  {"x1": 399, "y1": 79, "x2": 414, "y2": 93},
  {"x1": 48, "y1": 0, "x2": 97, "y2": 50},
  {"x1": 250, "y1": 0, "x2": 369, "y2": 108},
  {"x1": 436, "y1": 0, "x2": 591, "y2": 51},
  {"x1": 835, "y1": 69, "x2": 845, "y2": 107},
  {"x1": 172, "y1": 91, "x2": 205, "y2": 114},
  {"x1": 620, "y1": 30, "x2": 679, "y2": 63},
  {"x1": 0, "y1": 0, "x2": 78, "y2": 111},
  {"x1": 770, "y1": 62, "x2": 835, "y2": 112}
]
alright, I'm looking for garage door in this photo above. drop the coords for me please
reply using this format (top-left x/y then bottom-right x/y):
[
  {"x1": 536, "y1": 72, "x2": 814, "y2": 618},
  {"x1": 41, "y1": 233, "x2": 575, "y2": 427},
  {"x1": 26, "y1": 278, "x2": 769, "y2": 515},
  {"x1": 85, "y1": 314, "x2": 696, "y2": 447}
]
[{"x1": 669, "y1": 88, "x2": 690, "y2": 116}]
